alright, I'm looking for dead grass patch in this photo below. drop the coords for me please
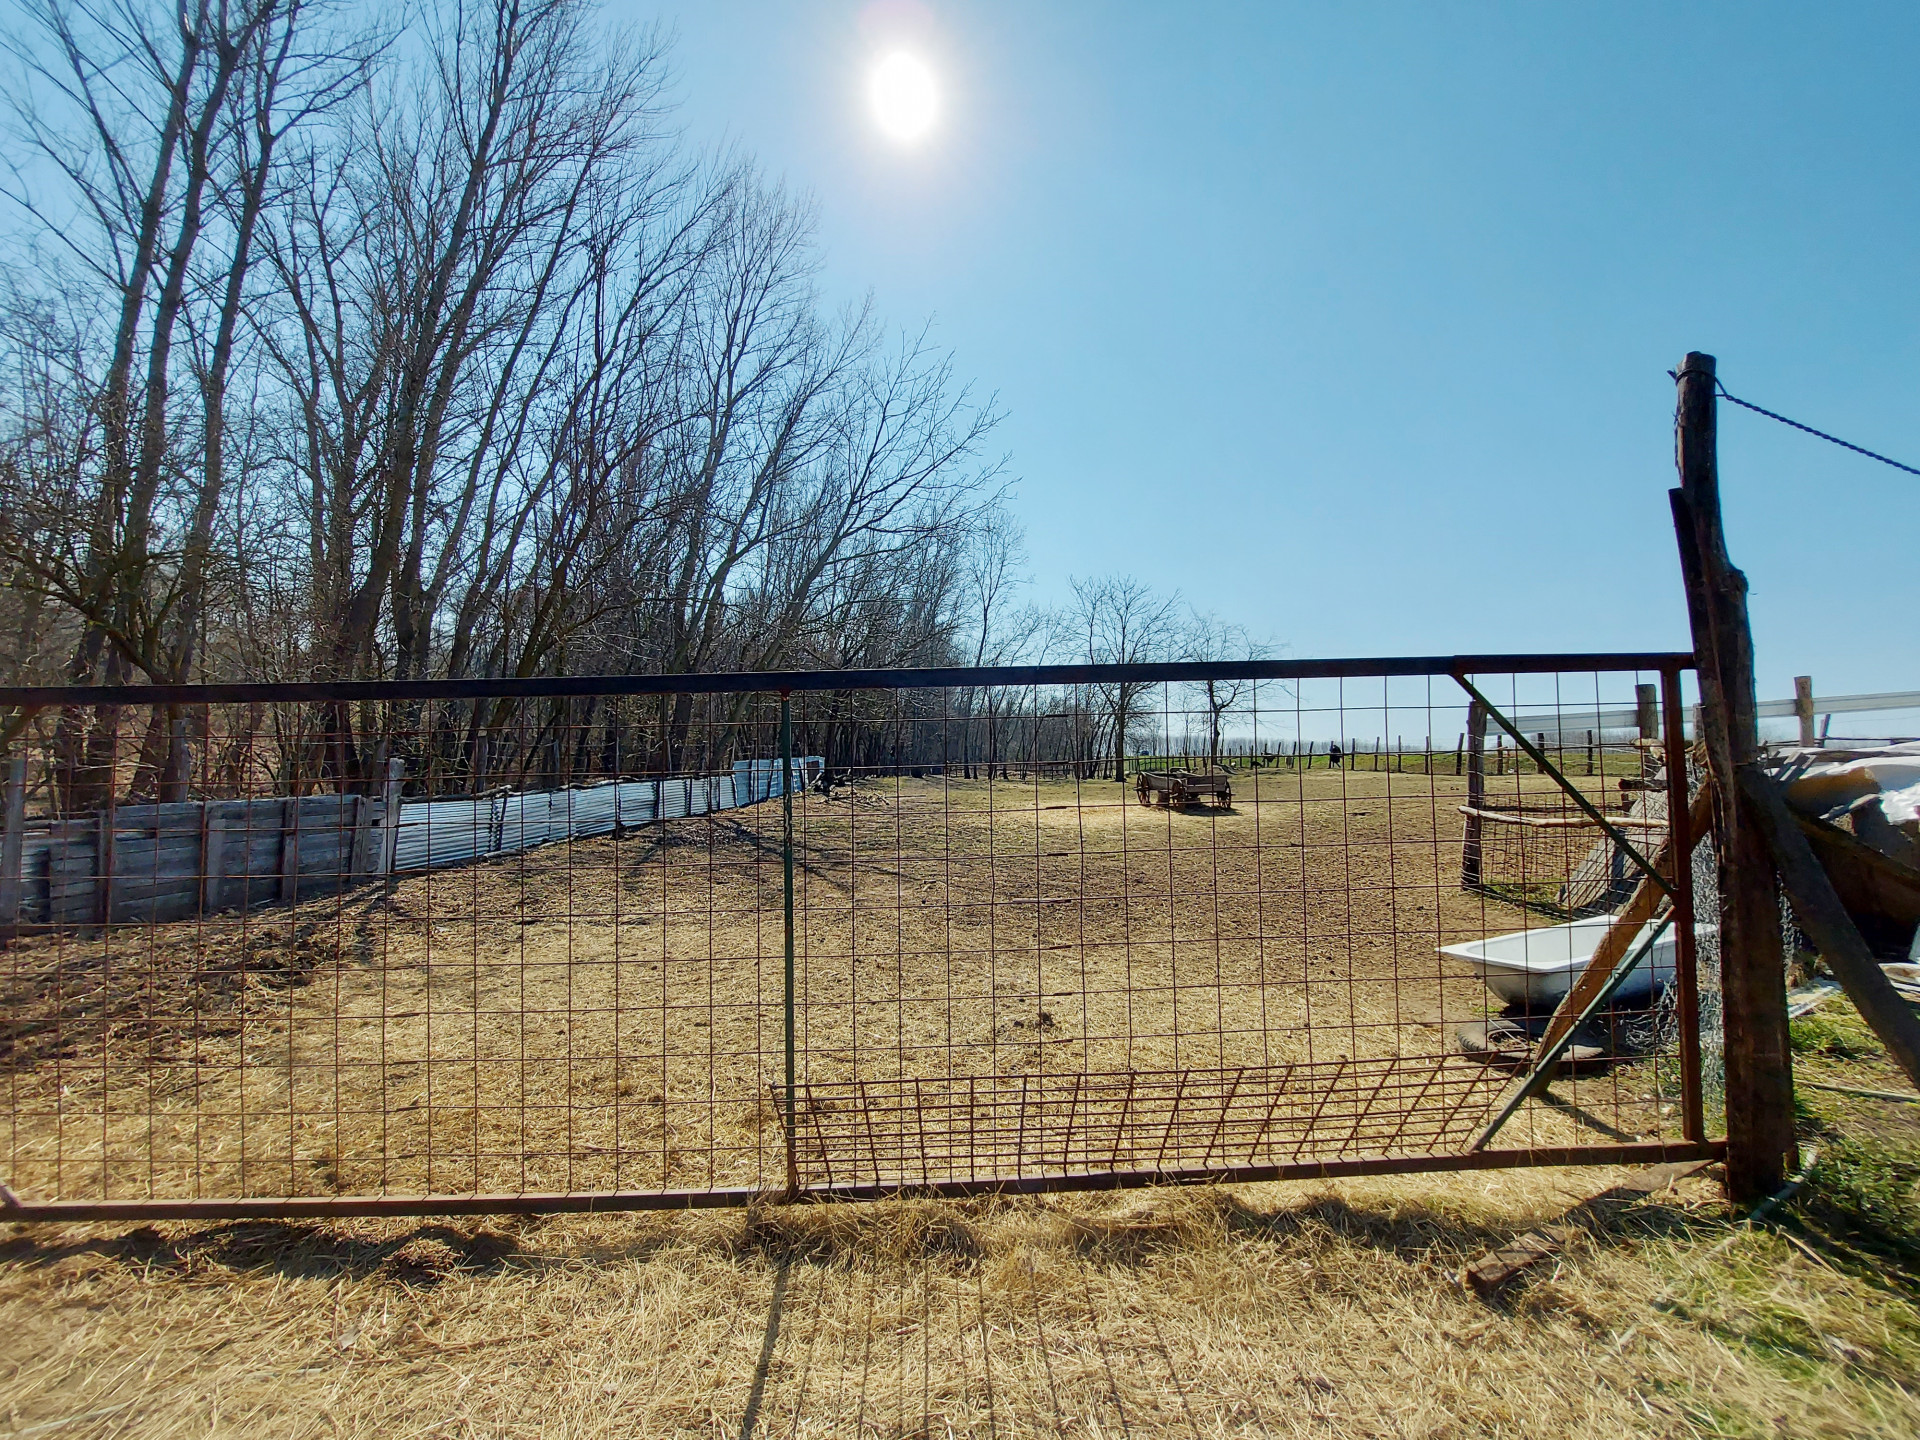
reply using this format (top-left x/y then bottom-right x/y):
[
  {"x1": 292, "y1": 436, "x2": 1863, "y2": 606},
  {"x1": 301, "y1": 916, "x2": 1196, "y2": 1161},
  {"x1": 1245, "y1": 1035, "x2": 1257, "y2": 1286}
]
[{"x1": 4, "y1": 1161, "x2": 1917, "y2": 1437}]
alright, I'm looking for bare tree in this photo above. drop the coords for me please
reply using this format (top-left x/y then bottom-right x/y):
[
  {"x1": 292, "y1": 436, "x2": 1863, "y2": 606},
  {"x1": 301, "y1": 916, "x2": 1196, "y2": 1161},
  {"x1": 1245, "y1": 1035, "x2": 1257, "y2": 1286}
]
[
  {"x1": 0, "y1": 0, "x2": 377, "y2": 800},
  {"x1": 1184, "y1": 611, "x2": 1272, "y2": 763},
  {"x1": 1063, "y1": 574, "x2": 1184, "y2": 783},
  {"x1": 0, "y1": 0, "x2": 1013, "y2": 797}
]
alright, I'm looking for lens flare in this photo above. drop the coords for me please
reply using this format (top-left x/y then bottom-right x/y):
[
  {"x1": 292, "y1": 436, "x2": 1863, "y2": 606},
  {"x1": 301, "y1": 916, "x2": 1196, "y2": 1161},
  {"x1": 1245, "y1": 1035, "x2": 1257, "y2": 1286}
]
[{"x1": 870, "y1": 52, "x2": 938, "y2": 143}]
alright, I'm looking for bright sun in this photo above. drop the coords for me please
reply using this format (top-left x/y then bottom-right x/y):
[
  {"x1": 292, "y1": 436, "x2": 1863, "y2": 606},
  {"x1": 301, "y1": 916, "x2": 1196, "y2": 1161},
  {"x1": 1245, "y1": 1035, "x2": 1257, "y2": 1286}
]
[{"x1": 870, "y1": 52, "x2": 938, "y2": 143}]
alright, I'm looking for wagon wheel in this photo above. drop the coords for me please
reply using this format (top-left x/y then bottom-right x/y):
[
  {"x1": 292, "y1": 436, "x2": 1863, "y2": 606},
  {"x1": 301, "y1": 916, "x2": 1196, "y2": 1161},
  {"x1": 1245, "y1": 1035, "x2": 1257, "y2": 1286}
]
[{"x1": 1136, "y1": 776, "x2": 1151, "y2": 805}]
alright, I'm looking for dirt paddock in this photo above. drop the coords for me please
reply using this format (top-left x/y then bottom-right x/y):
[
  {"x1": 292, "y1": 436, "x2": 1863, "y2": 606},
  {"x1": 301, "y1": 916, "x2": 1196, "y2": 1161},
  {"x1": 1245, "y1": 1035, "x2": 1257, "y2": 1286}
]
[
  {"x1": 5, "y1": 771, "x2": 1679, "y2": 1203},
  {"x1": 4, "y1": 774, "x2": 1918, "y2": 1436}
]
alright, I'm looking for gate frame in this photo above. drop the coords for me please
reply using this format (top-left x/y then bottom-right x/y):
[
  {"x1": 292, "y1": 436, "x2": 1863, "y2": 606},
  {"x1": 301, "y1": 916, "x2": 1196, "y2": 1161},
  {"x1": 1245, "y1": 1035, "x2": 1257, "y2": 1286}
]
[{"x1": 1, "y1": 650, "x2": 1720, "y2": 1224}]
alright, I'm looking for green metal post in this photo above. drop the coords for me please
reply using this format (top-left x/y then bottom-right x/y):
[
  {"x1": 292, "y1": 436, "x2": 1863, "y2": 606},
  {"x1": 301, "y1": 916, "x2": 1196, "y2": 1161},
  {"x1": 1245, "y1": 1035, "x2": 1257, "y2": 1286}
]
[{"x1": 780, "y1": 692, "x2": 798, "y2": 1197}]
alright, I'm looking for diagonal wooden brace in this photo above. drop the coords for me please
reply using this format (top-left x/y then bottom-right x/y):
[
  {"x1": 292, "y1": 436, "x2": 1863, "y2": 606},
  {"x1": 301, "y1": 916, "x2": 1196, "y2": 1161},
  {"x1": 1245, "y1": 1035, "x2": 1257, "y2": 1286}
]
[{"x1": 1535, "y1": 781, "x2": 1716, "y2": 1059}]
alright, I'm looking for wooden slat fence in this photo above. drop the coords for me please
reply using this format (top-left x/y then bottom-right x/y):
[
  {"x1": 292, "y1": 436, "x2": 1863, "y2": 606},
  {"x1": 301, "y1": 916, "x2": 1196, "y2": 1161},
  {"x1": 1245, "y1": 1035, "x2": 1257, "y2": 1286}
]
[{"x1": 1, "y1": 755, "x2": 822, "y2": 930}]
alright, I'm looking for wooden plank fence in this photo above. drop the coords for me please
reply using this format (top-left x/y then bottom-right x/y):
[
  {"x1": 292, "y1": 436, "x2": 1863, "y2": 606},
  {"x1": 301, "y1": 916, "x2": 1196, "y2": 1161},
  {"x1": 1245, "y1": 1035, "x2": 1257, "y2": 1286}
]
[{"x1": 0, "y1": 756, "x2": 821, "y2": 931}]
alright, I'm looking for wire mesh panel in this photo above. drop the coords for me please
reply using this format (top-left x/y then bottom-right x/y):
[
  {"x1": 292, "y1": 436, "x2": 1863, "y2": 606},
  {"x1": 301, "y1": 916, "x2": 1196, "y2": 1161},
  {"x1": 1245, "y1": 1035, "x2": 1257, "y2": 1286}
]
[{"x1": 0, "y1": 656, "x2": 1714, "y2": 1219}]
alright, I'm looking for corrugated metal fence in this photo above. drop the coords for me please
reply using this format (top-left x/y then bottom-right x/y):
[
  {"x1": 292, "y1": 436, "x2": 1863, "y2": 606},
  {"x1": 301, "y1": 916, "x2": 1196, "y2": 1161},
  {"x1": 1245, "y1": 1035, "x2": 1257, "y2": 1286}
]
[{"x1": 390, "y1": 757, "x2": 821, "y2": 871}]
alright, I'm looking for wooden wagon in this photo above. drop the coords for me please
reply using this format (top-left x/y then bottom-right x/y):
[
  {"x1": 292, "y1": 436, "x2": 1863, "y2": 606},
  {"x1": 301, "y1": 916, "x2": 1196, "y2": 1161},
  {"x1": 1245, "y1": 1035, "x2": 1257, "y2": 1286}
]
[{"x1": 1134, "y1": 767, "x2": 1233, "y2": 809}]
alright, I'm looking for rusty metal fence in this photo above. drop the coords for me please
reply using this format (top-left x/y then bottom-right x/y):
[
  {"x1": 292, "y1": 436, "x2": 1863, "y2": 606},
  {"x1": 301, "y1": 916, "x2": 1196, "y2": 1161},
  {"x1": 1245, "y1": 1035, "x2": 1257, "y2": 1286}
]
[{"x1": 0, "y1": 654, "x2": 1718, "y2": 1221}]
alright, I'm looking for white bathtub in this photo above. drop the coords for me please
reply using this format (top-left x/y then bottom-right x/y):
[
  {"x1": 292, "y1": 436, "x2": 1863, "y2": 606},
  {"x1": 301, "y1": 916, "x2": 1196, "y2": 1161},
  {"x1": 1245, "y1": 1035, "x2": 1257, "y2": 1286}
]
[{"x1": 1439, "y1": 916, "x2": 1703, "y2": 1008}]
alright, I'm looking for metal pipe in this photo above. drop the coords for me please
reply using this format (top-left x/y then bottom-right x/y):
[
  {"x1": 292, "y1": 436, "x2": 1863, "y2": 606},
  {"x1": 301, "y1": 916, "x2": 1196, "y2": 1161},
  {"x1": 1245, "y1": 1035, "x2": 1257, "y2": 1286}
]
[
  {"x1": 1662, "y1": 665, "x2": 1706, "y2": 1144},
  {"x1": 781, "y1": 691, "x2": 798, "y2": 1199},
  {"x1": 0, "y1": 1142, "x2": 1725, "y2": 1222},
  {"x1": 0, "y1": 653, "x2": 1695, "y2": 708}
]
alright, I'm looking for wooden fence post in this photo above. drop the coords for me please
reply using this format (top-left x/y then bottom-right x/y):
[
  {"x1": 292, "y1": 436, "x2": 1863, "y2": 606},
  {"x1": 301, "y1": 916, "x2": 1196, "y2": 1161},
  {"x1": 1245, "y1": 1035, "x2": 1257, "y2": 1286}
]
[
  {"x1": 95, "y1": 803, "x2": 115, "y2": 928},
  {"x1": 1461, "y1": 700, "x2": 1488, "y2": 889},
  {"x1": 0, "y1": 755, "x2": 24, "y2": 935},
  {"x1": 1670, "y1": 350, "x2": 1795, "y2": 1203},
  {"x1": 279, "y1": 794, "x2": 301, "y2": 904},
  {"x1": 1635, "y1": 684, "x2": 1658, "y2": 744},
  {"x1": 200, "y1": 800, "x2": 227, "y2": 915},
  {"x1": 1794, "y1": 675, "x2": 1816, "y2": 748},
  {"x1": 379, "y1": 758, "x2": 405, "y2": 877}
]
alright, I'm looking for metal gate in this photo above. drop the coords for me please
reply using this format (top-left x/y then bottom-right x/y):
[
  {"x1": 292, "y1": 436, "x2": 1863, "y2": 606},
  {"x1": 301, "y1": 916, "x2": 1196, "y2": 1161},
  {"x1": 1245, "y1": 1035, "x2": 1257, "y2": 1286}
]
[{"x1": 0, "y1": 654, "x2": 1718, "y2": 1221}]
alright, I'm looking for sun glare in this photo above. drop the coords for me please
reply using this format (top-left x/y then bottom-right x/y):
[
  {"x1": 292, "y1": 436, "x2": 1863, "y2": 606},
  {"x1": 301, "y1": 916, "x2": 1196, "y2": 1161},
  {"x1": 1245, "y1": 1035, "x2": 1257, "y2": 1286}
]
[{"x1": 870, "y1": 52, "x2": 938, "y2": 144}]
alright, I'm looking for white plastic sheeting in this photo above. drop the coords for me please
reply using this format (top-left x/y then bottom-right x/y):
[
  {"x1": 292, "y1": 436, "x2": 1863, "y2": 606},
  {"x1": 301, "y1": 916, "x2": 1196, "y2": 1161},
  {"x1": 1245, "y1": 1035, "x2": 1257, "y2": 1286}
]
[
  {"x1": 1770, "y1": 741, "x2": 1920, "y2": 828},
  {"x1": 391, "y1": 757, "x2": 823, "y2": 873}
]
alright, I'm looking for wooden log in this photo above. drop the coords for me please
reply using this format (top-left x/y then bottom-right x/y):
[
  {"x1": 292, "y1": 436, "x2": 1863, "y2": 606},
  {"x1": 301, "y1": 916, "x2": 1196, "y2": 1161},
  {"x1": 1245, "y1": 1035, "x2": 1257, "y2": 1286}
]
[
  {"x1": 349, "y1": 793, "x2": 375, "y2": 883},
  {"x1": 1463, "y1": 1160, "x2": 1711, "y2": 1296},
  {"x1": 0, "y1": 755, "x2": 23, "y2": 935},
  {"x1": 1635, "y1": 684, "x2": 1658, "y2": 743},
  {"x1": 1671, "y1": 350, "x2": 1795, "y2": 1204},
  {"x1": 201, "y1": 800, "x2": 226, "y2": 914},
  {"x1": 1737, "y1": 763, "x2": 1920, "y2": 1090},
  {"x1": 95, "y1": 806, "x2": 115, "y2": 927},
  {"x1": 1455, "y1": 805, "x2": 1668, "y2": 831}
]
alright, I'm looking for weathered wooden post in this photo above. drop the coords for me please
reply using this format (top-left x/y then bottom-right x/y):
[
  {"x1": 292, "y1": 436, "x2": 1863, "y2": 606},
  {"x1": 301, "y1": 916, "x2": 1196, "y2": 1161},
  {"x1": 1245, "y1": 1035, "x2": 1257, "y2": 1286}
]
[
  {"x1": 1461, "y1": 700, "x2": 1488, "y2": 889},
  {"x1": 1794, "y1": 676, "x2": 1816, "y2": 748},
  {"x1": 378, "y1": 757, "x2": 406, "y2": 877},
  {"x1": 278, "y1": 794, "x2": 302, "y2": 904},
  {"x1": 1669, "y1": 351, "x2": 1796, "y2": 1203},
  {"x1": 1635, "y1": 684, "x2": 1659, "y2": 744},
  {"x1": 199, "y1": 800, "x2": 227, "y2": 914},
  {"x1": 0, "y1": 754, "x2": 25, "y2": 936}
]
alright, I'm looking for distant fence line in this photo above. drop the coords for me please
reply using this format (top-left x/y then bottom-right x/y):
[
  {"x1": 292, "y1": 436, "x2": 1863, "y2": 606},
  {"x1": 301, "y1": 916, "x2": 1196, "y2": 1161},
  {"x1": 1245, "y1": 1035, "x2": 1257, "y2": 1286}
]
[{"x1": 1, "y1": 756, "x2": 823, "y2": 930}]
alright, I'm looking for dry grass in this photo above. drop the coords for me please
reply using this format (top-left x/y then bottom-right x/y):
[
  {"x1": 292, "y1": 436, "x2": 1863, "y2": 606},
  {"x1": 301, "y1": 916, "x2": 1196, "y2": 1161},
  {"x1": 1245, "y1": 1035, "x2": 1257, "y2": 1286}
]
[{"x1": 4, "y1": 1159, "x2": 1918, "y2": 1437}]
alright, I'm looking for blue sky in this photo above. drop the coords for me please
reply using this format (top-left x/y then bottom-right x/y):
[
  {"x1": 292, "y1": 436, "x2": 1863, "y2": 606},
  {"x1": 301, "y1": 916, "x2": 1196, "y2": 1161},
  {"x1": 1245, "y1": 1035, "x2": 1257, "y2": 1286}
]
[{"x1": 650, "y1": 1, "x2": 1920, "y2": 708}]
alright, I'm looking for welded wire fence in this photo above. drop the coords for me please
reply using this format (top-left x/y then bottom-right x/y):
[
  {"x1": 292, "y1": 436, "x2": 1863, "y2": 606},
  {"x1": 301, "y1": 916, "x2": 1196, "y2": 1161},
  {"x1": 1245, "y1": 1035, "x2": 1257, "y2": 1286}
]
[{"x1": 0, "y1": 655, "x2": 1717, "y2": 1219}]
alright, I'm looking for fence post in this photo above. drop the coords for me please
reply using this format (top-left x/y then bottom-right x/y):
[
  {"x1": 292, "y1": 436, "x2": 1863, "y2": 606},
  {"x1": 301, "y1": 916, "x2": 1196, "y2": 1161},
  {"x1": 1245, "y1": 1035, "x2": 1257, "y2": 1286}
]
[
  {"x1": 0, "y1": 754, "x2": 24, "y2": 934},
  {"x1": 378, "y1": 757, "x2": 405, "y2": 877},
  {"x1": 95, "y1": 803, "x2": 115, "y2": 928},
  {"x1": 1670, "y1": 350, "x2": 1794, "y2": 1203},
  {"x1": 200, "y1": 800, "x2": 226, "y2": 914},
  {"x1": 349, "y1": 791, "x2": 375, "y2": 883},
  {"x1": 1794, "y1": 675, "x2": 1816, "y2": 748},
  {"x1": 1461, "y1": 700, "x2": 1487, "y2": 889},
  {"x1": 780, "y1": 691, "x2": 798, "y2": 1198},
  {"x1": 279, "y1": 794, "x2": 301, "y2": 904}
]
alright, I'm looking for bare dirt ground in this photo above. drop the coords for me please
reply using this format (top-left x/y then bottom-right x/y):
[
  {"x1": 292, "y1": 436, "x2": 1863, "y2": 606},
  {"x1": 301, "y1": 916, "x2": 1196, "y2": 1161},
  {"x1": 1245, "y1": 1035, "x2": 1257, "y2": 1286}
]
[
  {"x1": 4, "y1": 769, "x2": 1677, "y2": 1203},
  {"x1": 4, "y1": 770, "x2": 1918, "y2": 1437}
]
